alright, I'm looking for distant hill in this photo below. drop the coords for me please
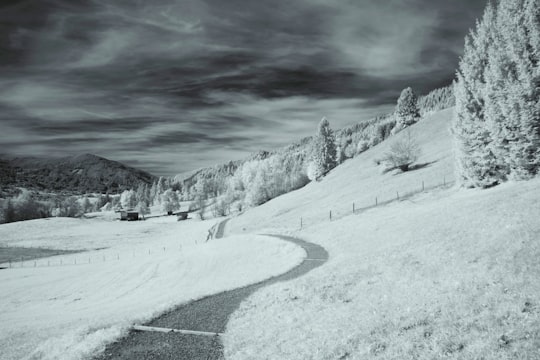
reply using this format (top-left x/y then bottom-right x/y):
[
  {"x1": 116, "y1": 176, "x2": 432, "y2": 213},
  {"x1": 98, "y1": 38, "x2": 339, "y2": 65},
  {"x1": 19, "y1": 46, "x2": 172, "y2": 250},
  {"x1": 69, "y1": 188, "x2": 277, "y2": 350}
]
[{"x1": 0, "y1": 153, "x2": 157, "y2": 194}]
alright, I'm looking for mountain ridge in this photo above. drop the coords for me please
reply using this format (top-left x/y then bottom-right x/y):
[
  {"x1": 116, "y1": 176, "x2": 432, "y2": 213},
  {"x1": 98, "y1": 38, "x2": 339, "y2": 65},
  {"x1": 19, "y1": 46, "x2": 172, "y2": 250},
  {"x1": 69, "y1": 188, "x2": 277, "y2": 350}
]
[{"x1": 0, "y1": 153, "x2": 157, "y2": 194}]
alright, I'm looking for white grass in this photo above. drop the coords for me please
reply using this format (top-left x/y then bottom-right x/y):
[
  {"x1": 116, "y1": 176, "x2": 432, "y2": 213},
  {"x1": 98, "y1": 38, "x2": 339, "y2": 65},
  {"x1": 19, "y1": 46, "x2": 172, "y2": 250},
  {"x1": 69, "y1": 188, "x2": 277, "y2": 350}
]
[
  {"x1": 223, "y1": 109, "x2": 540, "y2": 359},
  {"x1": 0, "y1": 215, "x2": 304, "y2": 360}
]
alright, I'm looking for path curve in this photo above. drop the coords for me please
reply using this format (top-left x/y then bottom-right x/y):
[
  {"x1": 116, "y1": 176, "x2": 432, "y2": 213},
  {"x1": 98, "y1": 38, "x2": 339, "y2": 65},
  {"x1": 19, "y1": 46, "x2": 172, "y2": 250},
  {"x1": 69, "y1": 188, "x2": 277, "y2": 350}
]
[{"x1": 95, "y1": 219, "x2": 328, "y2": 360}]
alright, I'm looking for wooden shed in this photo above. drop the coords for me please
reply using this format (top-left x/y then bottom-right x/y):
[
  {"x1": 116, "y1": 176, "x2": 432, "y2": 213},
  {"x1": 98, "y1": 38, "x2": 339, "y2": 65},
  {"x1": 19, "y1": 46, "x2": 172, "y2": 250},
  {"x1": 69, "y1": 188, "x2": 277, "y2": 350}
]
[
  {"x1": 120, "y1": 211, "x2": 139, "y2": 221},
  {"x1": 176, "y1": 211, "x2": 188, "y2": 221}
]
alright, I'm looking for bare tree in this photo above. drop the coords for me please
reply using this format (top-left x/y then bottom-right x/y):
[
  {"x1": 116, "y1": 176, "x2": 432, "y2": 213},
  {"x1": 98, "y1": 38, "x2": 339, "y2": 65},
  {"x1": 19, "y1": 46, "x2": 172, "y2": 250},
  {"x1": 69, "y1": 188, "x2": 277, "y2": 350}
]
[{"x1": 383, "y1": 130, "x2": 421, "y2": 172}]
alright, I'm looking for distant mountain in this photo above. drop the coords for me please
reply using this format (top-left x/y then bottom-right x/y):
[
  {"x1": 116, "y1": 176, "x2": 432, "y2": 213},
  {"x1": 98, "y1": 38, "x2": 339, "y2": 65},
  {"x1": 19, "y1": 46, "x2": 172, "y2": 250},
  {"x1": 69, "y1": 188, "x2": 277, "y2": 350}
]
[{"x1": 0, "y1": 153, "x2": 157, "y2": 194}]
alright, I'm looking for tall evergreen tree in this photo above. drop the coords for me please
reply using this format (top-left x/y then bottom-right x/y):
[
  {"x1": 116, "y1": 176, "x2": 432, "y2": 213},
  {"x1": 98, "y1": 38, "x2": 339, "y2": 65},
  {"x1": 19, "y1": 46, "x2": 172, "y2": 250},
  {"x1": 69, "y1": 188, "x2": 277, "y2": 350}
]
[
  {"x1": 135, "y1": 183, "x2": 148, "y2": 205},
  {"x1": 453, "y1": 0, "x2": 539, "y2": 187},
  {"x1": 486, "y1": 0, "x2": 540, "y2": 179},
  {"x1": 311, "y1": 117, "x2": 337, "y2": 180},
  {"x1": 149, "y1": 180, "x2": 158, "y2": 205},
  {"x1": 395, "y1": 87, "x2": 420, "y2": 128},
  {"x1": 453, "y1": 3, "x2": 503, "y2": 187}
]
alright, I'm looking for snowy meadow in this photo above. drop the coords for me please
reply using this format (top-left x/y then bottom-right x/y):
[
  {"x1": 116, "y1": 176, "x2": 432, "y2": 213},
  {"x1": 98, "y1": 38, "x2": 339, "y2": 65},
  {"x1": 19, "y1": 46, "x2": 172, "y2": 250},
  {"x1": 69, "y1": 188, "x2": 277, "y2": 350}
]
[{"x1": 0, "y1": 214, "x2": 303, "y2": 360}]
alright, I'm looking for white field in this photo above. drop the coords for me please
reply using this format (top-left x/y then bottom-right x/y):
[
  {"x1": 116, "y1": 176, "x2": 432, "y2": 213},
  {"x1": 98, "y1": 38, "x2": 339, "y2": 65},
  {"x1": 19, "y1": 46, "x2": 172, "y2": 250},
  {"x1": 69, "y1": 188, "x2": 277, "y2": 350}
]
[
  {"x1": 0, "y1": 214, "x2": 304, "y2": 360},
  {"x1": 223, "y1": 109, "x2": 540, "y2": 359}
]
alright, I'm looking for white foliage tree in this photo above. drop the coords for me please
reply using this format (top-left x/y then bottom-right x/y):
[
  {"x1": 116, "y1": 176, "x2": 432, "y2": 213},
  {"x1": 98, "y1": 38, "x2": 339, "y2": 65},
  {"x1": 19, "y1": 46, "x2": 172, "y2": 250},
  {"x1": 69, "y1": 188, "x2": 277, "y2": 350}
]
[
  {"x1": 135, "y1": 183, "x2": 148, "y2": 206},
  {"x1": 395, "y1": 87, "x2": 420, "y2": 129},
  {"x1": 382, "y1": 130, "x2": 422, "y2": 172},
  {"x1": 311, "y1": 117, "x2": 337, "y2": 180},
  {"x1": 136, "y1": 201, "x2": 150, "y2": 219},
  {"x1": 484, "y1": 0, "x2": 540, "y2": 179},
  {"x1": 453, "y1": 0, "x2": 540, "y2": 187},
  {"x1": 161, "y1": 189, "x2": 179, "y2": 213},
  {"x1": 120, "y1": 189, "x2": 137, "y2": 209},
  {"x1": 80, "y1": 197, "x2": 92, "y2": 214},
  {"x1": 244, "y1": 169, "x2": 268, "y2": 207}
]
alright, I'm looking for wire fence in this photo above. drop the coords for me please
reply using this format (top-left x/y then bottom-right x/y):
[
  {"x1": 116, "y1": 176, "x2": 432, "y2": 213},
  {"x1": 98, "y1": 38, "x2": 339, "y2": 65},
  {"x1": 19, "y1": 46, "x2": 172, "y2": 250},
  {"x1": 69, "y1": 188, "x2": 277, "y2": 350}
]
[
  {"x1": 0, "y1": 244, "x2": 186, "y2": 270},
  {"x1": 1, "y1": 176, "x2": 455, "y2": 268},
  {"x1": 298, "y1": 175, "x2": 456, "y2": 230}
]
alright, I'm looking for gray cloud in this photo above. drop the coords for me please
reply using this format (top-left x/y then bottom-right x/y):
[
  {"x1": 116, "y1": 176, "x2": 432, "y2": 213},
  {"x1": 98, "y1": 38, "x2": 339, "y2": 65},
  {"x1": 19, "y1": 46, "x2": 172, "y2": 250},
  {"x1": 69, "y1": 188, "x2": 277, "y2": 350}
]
[{"x1": 0, "y1": 0, "x2": 487, "y2": 176}]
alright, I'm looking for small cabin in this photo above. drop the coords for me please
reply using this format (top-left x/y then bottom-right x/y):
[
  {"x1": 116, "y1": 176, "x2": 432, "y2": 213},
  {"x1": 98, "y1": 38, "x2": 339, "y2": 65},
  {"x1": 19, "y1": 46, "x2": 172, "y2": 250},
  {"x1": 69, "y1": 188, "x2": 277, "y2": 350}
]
[
  {"x1": 120, "y1": 210, "x2": 139, "y2": 221},
  {"x1": 177, "y1": 211, "x2": 188, "y2": 221}
]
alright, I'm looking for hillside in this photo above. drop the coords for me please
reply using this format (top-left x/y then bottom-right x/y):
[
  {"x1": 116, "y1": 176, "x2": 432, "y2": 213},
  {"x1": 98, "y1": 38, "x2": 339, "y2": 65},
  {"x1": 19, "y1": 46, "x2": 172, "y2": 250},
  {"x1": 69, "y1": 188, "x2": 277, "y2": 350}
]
[
  {"x1": 225, "y1": 108, "x2": 455, "y2": 234},
  {"x1": 172, "y1": 85, "x2": 454, "y2": 201},
  {"x1": 222, "y1": 108, "x2": 540, "y2": 359},
  {"x1": 0, "y1": 153, "x2": 157, "y2": 194}
]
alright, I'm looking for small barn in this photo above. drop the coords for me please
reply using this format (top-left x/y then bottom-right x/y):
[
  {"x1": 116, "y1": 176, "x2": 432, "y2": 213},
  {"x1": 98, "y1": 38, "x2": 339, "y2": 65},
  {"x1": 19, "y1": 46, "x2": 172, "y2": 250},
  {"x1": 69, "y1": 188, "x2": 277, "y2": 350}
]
[
  {"x1": 176, "y1": 211, "x2": 188, "y2": 221},
  {"x1": 120, "y1": 210, "x2": 139, "y2": 221}
]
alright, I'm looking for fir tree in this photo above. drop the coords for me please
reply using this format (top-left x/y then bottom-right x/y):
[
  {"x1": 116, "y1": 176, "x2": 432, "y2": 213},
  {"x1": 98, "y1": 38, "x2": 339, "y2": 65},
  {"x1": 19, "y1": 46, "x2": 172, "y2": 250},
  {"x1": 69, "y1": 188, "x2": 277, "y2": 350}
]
[
  {"x1": 395, "y1": 87, "x2": 420, "y2": 128},
  {"x1": 135, "y1": 183, "x2": 148, "y2": 205},
  {"x1": 453, "y1": 0, "x2": 539, "y2": 187},
  {"x1": 487, "y1": 0, "x2": 540, "y2": 179},
  {"x1": 311, "y1": 117, "x2": 337, "y2": 180},
  {"x1": 453, "y1": 2, "x2": 503, "y2": 187},
  {"x1": 149, "y1": 181, "x2": 158, "y2": 205}
]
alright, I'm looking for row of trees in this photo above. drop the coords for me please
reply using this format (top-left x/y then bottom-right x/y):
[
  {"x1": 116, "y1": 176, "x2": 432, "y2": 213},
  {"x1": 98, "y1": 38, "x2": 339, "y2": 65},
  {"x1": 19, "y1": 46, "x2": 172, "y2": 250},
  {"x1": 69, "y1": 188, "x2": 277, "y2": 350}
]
[
  {"x1": 0, "y1": 191, "x2": 104, "y2": 224},
  {"x1": 309, "y1": 86, "x2": 422, "y2": 181},
  {"x1": 453, "y1": 0, "x2": 540, "y2": 187}
]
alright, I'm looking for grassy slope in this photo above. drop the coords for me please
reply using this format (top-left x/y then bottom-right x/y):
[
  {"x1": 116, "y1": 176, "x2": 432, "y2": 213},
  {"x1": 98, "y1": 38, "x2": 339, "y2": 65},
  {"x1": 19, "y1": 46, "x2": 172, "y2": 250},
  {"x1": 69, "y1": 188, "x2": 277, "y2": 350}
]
[
  {"x1": 226, "y1": 108, "x2": 455, "y2": 235},
  {"x1": 223, "y1": 108, "x2": 540, "y2": 360}
]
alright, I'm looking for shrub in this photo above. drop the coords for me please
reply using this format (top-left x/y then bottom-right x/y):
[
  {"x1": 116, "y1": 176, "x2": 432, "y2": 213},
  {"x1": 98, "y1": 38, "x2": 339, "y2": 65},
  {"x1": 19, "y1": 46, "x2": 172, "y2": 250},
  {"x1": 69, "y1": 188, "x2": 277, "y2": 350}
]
[
  {"x1": 383, "y1": 130, "x2": 421, "y2": 172},
  {"x1": 212, "y1": 199, "x2": 229, "y2": 217}
]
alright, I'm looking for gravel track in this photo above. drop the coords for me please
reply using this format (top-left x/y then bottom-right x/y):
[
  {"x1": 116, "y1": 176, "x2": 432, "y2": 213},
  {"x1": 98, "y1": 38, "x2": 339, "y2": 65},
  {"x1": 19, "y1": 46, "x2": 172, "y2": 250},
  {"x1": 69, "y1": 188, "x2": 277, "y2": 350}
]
[{"x1": 94, "y1": 220, "x2": 328, "y2": 360}]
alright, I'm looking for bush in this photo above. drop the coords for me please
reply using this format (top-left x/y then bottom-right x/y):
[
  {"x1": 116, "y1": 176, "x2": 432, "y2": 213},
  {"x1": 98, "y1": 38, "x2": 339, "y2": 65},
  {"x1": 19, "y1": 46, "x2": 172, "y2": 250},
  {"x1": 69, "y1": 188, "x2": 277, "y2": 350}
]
[
  {"x1": 383, "y1": 131, "x2": 421, "y2": 172},
  {"x1": 1, "y1": 192, "x2": 51, "y2": 223},
  {"x1": 212, "y1": 199, "x2": 229, "y2": 217}
]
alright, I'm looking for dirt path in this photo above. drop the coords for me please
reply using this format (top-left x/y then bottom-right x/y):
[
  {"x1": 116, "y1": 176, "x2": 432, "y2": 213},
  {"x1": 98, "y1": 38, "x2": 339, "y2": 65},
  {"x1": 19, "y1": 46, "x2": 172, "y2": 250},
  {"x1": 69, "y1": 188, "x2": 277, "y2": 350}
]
[{"x1": 94, "y1": 220, "x2": 328, "y2": 360}]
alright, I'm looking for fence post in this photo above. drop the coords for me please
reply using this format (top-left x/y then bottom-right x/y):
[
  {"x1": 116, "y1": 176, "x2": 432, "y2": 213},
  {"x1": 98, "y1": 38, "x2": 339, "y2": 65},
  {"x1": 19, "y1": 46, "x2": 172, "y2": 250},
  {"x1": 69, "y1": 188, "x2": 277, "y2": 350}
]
[
  {"x1": 422, "y1": 181, "x2": 425, "y2": 191},
  {"x1": 300, "y1": 217, "x2": 302, "y2": 229},
  {"x1": 353, "y1": 202, "x2": 355, "y2": 214},
  {"x1": 329, "y1": 210, "x2": 332, "y2": 221},
  {"x1": 375, "y1": 197, "x2": 378, "y2": 206}
]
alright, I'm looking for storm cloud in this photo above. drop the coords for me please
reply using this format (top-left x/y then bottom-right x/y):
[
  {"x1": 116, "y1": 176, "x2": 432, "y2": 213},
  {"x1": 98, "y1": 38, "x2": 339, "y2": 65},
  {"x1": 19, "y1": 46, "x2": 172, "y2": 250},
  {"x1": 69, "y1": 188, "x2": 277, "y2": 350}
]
[{"x1": 0, "y1": 0, "x2": 487, "y2": 175}]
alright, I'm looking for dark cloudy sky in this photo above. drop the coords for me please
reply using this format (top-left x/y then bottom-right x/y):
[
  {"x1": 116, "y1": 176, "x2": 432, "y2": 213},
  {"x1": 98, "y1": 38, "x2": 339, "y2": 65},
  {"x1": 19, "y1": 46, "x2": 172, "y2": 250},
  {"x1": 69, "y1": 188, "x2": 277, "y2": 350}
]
[{"x1": 0, "y1": 0, "x2": 486, "y2": 176}]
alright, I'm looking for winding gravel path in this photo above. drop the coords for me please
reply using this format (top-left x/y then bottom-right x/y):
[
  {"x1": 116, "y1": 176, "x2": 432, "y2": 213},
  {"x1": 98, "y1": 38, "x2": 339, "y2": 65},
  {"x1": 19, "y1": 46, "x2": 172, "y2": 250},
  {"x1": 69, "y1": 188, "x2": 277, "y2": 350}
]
[{"x1": 95, "y1": 220, "x2": 328, "y2": 360}]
